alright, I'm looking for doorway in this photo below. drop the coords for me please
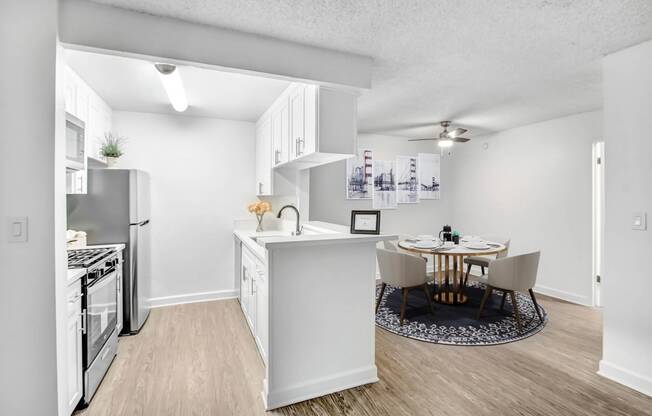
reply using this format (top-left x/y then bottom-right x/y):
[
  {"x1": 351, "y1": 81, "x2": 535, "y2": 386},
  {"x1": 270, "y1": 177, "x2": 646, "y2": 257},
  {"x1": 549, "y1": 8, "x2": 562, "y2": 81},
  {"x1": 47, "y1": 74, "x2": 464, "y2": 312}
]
[{"x1": 592, "y1": 141, "x2": 605, "y2": 307}]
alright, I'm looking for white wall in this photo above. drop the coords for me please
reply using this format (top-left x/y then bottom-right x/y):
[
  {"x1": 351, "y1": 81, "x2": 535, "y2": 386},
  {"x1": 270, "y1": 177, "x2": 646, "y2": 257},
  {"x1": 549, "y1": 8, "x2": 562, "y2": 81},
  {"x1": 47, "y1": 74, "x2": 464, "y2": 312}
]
[
  {"x1": 113, "y1": 112, "x2": 255, "y2": 305},
  {"x1": 449, "y1": 111, "x2": 601, "y2": 305},
  {"x1": 600, "y1": 39, "x2": 652, "y2": 396},
  {"x1": 310, "y1": 134, "x2": 453, "y2": 236},
  {"x1": 0, "y1": 1, "x2": 65, "y2": 415},
  {"x1": 311, "y1": 118, "x2": 600, "y2": 305}
]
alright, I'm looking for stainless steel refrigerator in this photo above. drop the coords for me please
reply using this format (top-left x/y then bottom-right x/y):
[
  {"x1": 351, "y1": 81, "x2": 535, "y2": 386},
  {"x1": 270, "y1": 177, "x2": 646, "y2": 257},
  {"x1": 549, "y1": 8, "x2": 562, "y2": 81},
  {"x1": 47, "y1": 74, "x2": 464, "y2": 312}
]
[{"x1": 67, "y1": 169, "x2": 151, "y2": 334}]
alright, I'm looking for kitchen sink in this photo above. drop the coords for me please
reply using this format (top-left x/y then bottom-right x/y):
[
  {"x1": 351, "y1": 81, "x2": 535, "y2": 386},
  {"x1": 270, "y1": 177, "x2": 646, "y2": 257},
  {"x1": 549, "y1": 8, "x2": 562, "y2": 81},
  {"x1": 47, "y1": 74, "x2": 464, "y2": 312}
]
[{"x1": 250, "y1": 226, "x2": 335, "y2": 246}]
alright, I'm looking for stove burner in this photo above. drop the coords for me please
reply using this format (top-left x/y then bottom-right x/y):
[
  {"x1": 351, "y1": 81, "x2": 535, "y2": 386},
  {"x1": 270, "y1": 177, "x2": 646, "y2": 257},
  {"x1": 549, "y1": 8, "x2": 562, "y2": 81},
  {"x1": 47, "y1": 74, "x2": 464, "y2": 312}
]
[{"x1": 68, "y1": 248, "x2": 114, "y2": 269}]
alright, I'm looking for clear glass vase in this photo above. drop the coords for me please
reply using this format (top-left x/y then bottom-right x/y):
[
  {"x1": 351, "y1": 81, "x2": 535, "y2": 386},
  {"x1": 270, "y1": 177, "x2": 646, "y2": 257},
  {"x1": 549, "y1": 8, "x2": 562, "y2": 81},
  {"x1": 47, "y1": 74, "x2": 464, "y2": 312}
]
[{"x1": 256, "y1": 214, "x2": 264, "y2": 232}]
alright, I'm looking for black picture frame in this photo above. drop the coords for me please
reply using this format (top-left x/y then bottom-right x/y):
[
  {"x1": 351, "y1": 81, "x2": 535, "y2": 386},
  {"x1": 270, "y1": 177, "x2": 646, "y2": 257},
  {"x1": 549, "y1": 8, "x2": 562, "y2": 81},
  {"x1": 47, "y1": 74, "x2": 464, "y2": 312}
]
[{"x1": 350, "y1": 210, "x2": 381, "y2": 234}]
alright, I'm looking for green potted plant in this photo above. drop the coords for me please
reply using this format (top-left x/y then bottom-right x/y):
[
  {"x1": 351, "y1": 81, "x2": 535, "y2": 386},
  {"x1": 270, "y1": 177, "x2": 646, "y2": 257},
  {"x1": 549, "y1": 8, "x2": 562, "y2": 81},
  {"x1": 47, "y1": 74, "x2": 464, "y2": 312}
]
[{"x1": 100, "y1": 133, "x2": 125, "y2": 167}]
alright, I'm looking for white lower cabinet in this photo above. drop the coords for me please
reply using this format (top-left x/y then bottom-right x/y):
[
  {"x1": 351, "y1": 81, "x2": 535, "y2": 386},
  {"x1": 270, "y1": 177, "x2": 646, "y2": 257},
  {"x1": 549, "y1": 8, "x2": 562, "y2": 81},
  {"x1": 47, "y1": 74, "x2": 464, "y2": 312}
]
[
  {"x1": 65, "y1": 280, "x2": 84, "y2": 415},
  {"x1": 253, "y1": 262, "x2": 268, "y2": 361},
  {"x1": 239, "y1": 244, "x2": 268, "y2": 363}
]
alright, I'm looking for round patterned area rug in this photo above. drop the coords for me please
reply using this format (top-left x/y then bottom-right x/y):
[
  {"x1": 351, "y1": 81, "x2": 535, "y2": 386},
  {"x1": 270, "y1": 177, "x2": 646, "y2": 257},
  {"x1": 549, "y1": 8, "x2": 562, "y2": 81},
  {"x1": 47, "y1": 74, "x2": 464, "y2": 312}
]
[{"x1": 375, "y1": 282, "x2": 547, "y2": 346}]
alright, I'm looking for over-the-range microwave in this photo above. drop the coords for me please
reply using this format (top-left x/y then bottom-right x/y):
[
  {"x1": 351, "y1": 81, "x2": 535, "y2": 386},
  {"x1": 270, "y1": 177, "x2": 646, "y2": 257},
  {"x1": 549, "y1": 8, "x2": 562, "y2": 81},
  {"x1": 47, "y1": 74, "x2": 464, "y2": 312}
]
[{"x1": 66, "y1": 112, "x2": 85, "y2": 171}]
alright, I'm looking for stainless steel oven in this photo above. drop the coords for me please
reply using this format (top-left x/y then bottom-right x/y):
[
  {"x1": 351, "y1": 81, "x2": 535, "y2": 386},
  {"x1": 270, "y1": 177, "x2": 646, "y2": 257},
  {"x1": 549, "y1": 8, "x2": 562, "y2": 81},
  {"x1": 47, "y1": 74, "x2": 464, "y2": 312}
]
[
  {"x1": 84, "y1": 269, "x2": 117, "y2": 365},
  {"x1": 81, "y1": 252, "x2": 119, "y2": 405},
  {"x1": 66, "y1": 112, "x2": 86, "y2": 170}
]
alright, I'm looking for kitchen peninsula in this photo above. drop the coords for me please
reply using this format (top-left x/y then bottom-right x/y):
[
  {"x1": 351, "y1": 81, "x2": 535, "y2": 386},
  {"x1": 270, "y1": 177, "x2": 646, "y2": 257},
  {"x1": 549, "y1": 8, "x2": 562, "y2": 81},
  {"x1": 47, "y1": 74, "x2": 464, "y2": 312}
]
[{"x1": 234, "y1": 221, "x2": 394, "y2": 409}]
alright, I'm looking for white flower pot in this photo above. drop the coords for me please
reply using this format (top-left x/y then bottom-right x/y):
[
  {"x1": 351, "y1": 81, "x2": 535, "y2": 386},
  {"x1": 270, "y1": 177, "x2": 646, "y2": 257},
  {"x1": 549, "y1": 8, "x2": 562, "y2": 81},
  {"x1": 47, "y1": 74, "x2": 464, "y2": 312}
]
[{"x1": 105, "y1": 156, "x2": 119, "y2": 167}]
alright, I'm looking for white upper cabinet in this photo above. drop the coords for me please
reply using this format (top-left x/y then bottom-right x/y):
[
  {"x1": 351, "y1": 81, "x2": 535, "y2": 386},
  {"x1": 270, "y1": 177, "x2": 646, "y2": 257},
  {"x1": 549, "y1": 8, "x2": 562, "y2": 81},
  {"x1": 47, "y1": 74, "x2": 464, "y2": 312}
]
[
  {"x1": 289, "y1": 86, "x2": 306, "y2": 160},
  {"x1": 271, "y1": 97, "x2": 290, "y2": 167},
  {"x1": 64, "y1": 65, "x2": 113, "y2": 164},
  {"x1": 255, "y1": 116, "x2": 273, "y2": 196},
  {"x1": 255, "y1": 83, "x2": 357, "y2": 187},
  {"x1": 86, "y1": 91, "x2": 112, "y2": 163}
]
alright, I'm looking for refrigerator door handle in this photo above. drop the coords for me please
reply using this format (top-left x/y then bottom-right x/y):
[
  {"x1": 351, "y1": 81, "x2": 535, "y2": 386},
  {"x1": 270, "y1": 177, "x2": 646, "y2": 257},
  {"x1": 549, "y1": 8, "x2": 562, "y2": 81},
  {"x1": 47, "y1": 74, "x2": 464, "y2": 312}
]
[
  {"x1": 130, "y1": 219, "x2": 150, "y2": 226},
  {"x1": 129, "y1": 224, "x2": 139, "y2": 333}
]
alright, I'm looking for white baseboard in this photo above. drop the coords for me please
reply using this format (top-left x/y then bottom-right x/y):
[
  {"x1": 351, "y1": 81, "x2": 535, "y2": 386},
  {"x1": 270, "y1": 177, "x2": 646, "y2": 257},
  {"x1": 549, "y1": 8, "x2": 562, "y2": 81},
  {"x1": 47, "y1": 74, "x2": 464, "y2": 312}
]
[
  {"x1": 533, "y1": 284, "x2": 591, "y2": 306},
  {"x1": 598, "y1": 360, "x2": 652, "y2": 397},
  {"x1": 263, "y1": 365, "x2": 378, "y2": 410},
  {"x1": 149, "y1": 289, "x2": 238, "y2": 308}
]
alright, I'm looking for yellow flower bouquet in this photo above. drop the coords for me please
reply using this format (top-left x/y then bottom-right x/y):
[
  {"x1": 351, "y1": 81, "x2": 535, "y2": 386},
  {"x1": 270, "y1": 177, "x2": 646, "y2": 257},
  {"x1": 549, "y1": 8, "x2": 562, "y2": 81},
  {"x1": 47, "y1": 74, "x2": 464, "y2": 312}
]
[{"x1": 248, "y1": 200, "x2": 272, "y2": 232}]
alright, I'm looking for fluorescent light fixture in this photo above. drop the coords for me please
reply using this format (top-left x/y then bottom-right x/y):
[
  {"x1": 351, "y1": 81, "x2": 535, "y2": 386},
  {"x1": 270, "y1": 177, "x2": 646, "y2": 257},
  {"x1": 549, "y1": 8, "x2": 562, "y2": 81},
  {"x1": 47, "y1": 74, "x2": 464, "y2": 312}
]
[
  {"x1": 438, "y1": 139, "x2": 453, "y2": 148},
  {"x1": 154, "y1": 63, "x2": 188, "y2": 112}
]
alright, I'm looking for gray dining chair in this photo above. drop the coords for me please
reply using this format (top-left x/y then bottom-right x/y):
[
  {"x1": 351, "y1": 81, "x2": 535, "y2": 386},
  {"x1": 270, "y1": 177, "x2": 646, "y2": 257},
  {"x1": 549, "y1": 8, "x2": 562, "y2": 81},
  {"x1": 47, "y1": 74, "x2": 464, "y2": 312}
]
[
  {"x1": 463, "y1": 236, "x2": 510, "y2": 286},
  {"x1": 376, "y1": 247, "x2": 435, "y2": 326},
  {"x1": 380, "y1": 234, "x2": 414, "y2": 251},
  {"x1": 476, "y1": 251, "x2": 543, "y2": 333}
]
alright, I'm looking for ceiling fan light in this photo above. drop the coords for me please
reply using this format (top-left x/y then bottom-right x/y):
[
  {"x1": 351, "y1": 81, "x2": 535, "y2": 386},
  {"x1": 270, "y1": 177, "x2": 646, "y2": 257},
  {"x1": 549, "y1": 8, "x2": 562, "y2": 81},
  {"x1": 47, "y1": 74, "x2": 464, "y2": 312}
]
[{"x1": 438, "y1": 139, "x2": 453, "y2": 148}]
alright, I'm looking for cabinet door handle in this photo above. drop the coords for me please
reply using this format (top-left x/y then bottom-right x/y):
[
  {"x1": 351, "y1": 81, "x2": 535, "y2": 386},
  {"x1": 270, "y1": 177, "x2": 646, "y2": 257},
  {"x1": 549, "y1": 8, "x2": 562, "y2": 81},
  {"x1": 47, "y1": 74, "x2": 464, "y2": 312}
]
[
  {"x1": 80, "y1": 309, "x2": 87, "y2": 334},
  {"x1": 297, "y1": 137, "x2": 304, "y2": 156},
  {"x1": 251, "y1": 276, "x2": 256, "y2": 295},
  {"x1": 258, "y1": 182, "x2": 263, "y2": 194},
  {"x1": 274, "y1": 150, "x2": 280, "y2": 164}
]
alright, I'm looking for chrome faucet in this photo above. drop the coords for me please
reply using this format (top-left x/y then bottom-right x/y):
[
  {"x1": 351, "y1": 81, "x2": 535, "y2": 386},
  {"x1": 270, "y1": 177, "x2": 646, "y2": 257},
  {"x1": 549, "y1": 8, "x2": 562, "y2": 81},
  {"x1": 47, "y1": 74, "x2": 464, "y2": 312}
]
[{"x1": 277, "y1": 205, "x2": 302, "y2": 236}]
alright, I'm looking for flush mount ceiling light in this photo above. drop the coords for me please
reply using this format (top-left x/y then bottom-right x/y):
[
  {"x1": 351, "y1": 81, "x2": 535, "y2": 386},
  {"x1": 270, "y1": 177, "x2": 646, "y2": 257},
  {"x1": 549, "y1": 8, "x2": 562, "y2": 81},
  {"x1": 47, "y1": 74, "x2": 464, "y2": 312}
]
[
  {"x1": 408, "y1": 121, "x2": 471, "y2": 147},
  {"x1": 154, "y1": 63, "x2": 188, "y2": 112}
]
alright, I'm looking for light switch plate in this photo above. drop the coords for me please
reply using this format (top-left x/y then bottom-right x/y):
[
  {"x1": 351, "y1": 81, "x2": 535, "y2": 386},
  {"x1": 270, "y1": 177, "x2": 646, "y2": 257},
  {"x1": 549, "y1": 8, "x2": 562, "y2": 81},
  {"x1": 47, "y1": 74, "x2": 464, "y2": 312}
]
[
  {"x1": 7, "y1": 217, "x2": 28, "y2": 242},
  {"x1": 632, "y1": 212, "x2": 647, "y2": 231}
]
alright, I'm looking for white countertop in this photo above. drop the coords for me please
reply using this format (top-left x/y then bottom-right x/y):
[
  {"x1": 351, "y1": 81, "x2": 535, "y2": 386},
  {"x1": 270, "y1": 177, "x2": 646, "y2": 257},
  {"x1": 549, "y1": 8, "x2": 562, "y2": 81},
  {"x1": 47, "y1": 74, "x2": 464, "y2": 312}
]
[
  {"x1": 67, "y1": 268, "x2": 86, "y2": 283},
  {"x1": 67, "y1": 243, "x2": 126, "y2": 251},
  {"x1": 234, "y1": 221, "x2": 395, "y2": 259}
]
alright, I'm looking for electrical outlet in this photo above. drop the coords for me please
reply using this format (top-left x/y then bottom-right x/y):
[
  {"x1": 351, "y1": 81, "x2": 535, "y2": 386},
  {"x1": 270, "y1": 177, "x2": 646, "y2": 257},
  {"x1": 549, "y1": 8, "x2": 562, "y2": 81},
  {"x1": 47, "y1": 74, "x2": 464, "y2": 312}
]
[
  {"x1": 7, "y1": 217, "x2": 28, "y2": 242},
  {"x1": 632, "y1": 212, "x2": 647, "y2": 231}
]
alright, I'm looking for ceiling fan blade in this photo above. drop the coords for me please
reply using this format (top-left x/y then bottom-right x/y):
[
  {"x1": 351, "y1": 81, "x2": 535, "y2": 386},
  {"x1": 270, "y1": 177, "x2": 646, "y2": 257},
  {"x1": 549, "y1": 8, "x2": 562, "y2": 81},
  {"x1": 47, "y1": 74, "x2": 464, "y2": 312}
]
[
  {"x1": 451, "y1": 137, "x2": 470, "y2": 143},
  {"x1": 408, "y1": 138, "x2": 439, "y2": 142},
  {"x1": 447, "y1": 128, "x2": 468, "y2": 138}
]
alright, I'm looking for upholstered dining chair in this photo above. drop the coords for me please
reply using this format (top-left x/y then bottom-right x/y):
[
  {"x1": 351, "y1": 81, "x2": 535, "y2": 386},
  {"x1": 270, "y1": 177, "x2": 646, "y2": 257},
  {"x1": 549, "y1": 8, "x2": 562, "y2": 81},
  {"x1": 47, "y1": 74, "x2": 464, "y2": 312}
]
[
  {"x1": 376, "y1": 248, "x2": 435, "y2": 326},
  {"x1": 476, "y1": 251, "x2": 543, "y2": 333},
  {"x1": 463, "y1": 236, "x2": 511, "y2": 287},
  {"x1": 381, "y1": 234, "x2": 414, "y2": 251}
]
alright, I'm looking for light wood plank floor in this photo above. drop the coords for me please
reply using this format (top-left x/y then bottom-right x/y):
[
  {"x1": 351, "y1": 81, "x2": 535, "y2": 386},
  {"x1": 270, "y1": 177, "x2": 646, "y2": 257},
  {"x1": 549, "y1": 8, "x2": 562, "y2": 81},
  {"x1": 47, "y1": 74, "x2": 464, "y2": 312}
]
[{"x1": 77, "y1": 295, "x2": 652, "y2": 416}]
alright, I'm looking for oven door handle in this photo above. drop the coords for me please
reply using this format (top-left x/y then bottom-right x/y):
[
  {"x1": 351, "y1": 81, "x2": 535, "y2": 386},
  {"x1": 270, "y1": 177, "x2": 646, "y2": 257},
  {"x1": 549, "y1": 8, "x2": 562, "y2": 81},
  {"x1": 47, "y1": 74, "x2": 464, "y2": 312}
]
[
  {"x1": 87, "y1": 270, "x2": 118, "y2": 291},
  {"x1": 80, "y1": 308, "x2": 87, "y2": 334}
]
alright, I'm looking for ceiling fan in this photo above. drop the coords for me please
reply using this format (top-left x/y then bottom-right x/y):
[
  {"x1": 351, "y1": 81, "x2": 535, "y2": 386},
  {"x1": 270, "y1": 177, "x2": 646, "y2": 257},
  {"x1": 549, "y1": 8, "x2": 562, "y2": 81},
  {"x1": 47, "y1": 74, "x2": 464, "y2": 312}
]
[{"x1": 408, "y1": 121, "x2": 470, "y2": 147}]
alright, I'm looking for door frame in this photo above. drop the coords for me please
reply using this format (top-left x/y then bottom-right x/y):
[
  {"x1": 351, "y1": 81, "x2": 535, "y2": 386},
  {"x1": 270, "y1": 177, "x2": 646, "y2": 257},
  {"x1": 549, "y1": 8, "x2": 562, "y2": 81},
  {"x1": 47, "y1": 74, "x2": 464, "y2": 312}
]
[{"x1": 592, "y1": 141, "x2": 605, "y2": 307}]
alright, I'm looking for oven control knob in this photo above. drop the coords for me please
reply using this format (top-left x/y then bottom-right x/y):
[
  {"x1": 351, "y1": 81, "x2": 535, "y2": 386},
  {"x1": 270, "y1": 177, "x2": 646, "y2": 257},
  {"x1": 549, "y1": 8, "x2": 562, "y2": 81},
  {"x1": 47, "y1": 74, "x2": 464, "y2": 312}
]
[{"x1": 88, "y1": 270, "x2": 100, "y2": 280}]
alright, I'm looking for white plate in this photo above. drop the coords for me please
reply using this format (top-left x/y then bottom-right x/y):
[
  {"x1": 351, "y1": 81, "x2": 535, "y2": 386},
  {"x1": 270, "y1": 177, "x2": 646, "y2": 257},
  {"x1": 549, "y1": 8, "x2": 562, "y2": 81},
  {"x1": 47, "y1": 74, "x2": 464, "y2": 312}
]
[
  {"x1": 466, "y1": 243, "x2": 490, "y2": 250},
  {"x1": 415, "y1": 241, "x2": 437, "y2": 249},
  {"x1": 416, "y1": 234, "x2": 434, "y2": 241}
]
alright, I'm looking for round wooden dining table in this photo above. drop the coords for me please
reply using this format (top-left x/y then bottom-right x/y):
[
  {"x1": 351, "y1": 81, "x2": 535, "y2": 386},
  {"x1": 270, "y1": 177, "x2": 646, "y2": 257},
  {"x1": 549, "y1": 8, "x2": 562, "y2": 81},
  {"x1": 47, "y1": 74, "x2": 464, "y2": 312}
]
[{"x1": 398, "y1": 239, "x2": 507, "y2": 305}]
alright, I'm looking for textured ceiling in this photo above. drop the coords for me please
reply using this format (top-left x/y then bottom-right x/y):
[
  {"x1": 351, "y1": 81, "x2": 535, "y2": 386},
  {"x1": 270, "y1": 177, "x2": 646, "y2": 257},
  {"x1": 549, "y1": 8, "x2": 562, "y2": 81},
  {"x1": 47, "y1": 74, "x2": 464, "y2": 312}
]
[
  {"x1": 65, "y1": 49, "x2": 289, "y2": 121},
  {"x1": 88, "y1": 0, "x2": 652, "y2": 137}
]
